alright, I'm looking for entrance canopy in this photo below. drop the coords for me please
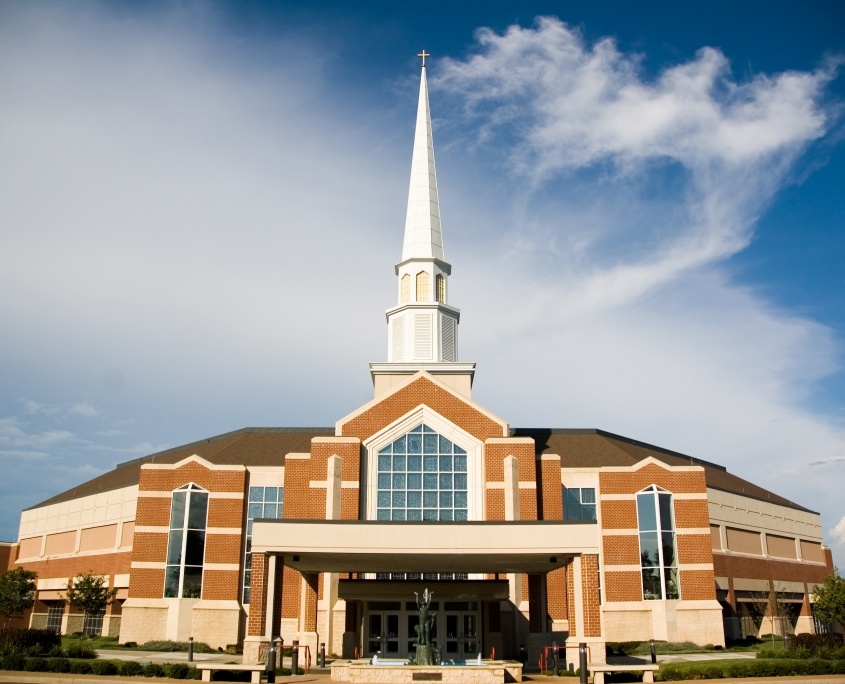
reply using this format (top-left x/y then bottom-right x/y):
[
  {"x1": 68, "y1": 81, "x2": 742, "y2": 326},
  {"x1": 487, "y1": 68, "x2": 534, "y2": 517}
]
[{"x1": 251, "y1": 519, "x2": 599, "y2": 574}]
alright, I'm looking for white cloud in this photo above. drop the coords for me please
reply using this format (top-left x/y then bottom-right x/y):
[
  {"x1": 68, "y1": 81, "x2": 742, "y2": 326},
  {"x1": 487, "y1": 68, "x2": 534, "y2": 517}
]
[
  {"x1": 831, "y1": 516, "x2": 845, "y2": 547},
  {"x1": 70, "y1": 402, "x2": 99, "y2": 418}
]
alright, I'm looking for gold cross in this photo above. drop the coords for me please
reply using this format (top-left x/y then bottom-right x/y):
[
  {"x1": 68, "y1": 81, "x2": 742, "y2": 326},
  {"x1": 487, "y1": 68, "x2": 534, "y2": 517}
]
[{"x1": 418, "y1": 50, "x2": 430, "y2": 67}]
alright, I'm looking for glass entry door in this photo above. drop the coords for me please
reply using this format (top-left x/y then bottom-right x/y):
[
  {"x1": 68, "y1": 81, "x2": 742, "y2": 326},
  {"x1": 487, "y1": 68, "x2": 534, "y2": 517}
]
[
  {"x1": 366, "y1": 608, "x2": 401, "y2": 657},
  {"x1": 442, "y1": 603, "x2": 479, "y2": 661}
]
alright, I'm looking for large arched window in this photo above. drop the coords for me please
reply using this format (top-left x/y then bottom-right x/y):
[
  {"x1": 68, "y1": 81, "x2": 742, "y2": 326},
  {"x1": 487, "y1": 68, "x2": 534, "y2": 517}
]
[
  {"x1": 637, "y1": 485, "x2": 679, "y2": 600},
  {"x1": 165, "y1": 483, "x2": 208, "y2": 599},
  {"x1": 376, "y1": 423, "x2": 467, "y2": 521}
]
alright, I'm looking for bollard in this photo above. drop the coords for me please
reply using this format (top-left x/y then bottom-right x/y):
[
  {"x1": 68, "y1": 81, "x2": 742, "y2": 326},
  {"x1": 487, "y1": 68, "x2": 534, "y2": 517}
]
[
  {"x1": 552, "y1": 642, "x2": 559, "y2": 676},
  {"x1": 784, "y1": 634, "x2": 792, "y2": 652},
  {"x1": 579, "y1": 643, "x2": 588, "y2": 684},
  {"x1": 291, "y1": 640, "x2": 299, "y2": 676},
  {"x1": 266, "y1": 641, "x2": 276, "y2": 684},
  {"x1": 319, "y1": 642, "x2": 326, "y2": 668},
  {"x1": 188, "y1": 637, "x2": 193, "y2": 663},
  {"x1": 650, "y1": 639, "x2": 657, "y2": 664}
]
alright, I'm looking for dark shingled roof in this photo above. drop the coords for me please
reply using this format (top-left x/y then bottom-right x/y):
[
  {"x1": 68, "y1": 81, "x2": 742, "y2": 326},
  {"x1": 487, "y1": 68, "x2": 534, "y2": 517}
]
[
  {"x1": 28, "y1": 426, "x2": 814, "y2": 515},
  {"x1": 512, "y1": 428, "x2": 815, "y2": 514}
]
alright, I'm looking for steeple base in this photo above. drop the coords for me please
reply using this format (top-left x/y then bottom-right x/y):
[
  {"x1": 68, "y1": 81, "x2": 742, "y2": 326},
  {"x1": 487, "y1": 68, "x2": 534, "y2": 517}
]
[{"x1": 369, "y1": 362, "x2": 476, "y2": 400}]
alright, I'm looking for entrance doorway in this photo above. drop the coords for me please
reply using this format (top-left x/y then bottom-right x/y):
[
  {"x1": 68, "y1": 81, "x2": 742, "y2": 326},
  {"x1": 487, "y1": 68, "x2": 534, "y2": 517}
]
[{"x1": 363, "y1": 600, "x2": 480, "y2": 660}]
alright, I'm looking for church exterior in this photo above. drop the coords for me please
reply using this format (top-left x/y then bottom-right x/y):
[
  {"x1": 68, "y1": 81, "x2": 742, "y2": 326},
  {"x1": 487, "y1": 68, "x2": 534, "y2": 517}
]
[{"x1": 8, "y1": 64, "x2": 834, "y2": 667}]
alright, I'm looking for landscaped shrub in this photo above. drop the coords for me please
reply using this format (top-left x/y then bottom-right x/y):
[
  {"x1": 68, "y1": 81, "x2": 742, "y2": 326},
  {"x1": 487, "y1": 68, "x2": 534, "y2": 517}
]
[
  {"x1": 144, "y1": 662, "x2": 166, "y2": 677},
  {"x1": 140, "y1": 640, "x2": 214, "y2": 653},
  {"x1": 1, "y1": 653, "x2": 26, "y2": 670},
  {"x1": 48, "y1": 644, "x2": 67, "y2": 658},
  {"x1": 656, "y1": 658, "x2": 845, "y2": 681},
  {"x1": 89, "y1": 660, "x2": 118, "y2": 676},
  {"x1": 793, "y1": 633, "x2": 843, "y2": 651},
  {"x1": 120, "y1": 660, "x2": 144, "y2": 676},
  {"x1": 186, "y1": 666, "x2": 202, "y2": 679},
  {"x1": 24, "y1": 657, "x2": 49, "y2": 671},
  {"x1": 69, "y1": 659, "x2": 93, "y2": 674},
  {"x1": 0, "y1": 627, "x2": 61, "y2": 654},
  {"x1": 49, "y1": 657, "x2": 71, "y2": 672},
  {"x1": 165, "y1": 662, "x2": 191, "y2": 679},
  {"x1": 66, "y1": 642, "x2": 97, "y2": 659}
]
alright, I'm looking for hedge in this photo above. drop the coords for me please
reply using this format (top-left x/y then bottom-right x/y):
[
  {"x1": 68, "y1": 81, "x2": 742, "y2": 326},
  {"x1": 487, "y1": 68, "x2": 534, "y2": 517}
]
[
  {"x1": 656, "y1": 658, "x2": 845, "y2": 680},
  {"x1": 0, "y1": 627, "x2": 61, "y2": 654}
]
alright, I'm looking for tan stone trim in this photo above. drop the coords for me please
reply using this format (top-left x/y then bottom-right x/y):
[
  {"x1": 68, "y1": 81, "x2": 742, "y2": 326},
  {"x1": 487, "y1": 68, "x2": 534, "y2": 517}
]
[
  {"x1": 131, "y1": 562, "x2": 166, "y2": 569},
  {"x1": 285, "y1": 453, "x2": 312, "y2": 460},
  {"x1": 204, "y1": 563, "x2": 240, "y2": 571},
  {"x1": 335, "y1": 370, "x2": 509, "y2": 436},
  {"x1": 541, "y1": 454, "x2": 562, "y2": 461},
  {"x1": 138, "y1": 491, "x2": 243, "y2": 500},
  {"x1": 678, "y1": 564, "x2": 714, "y2": 571},
  {"x1": 601, "y1": 492, "x2": 706, "y2": 500},
  {"x1": 486, "y1": 437, "x2": 535, "y2": 444},
  {"x1": 486, "y1": 482, "x2": 504, "y2": 489},
  {"x1": 518, "y1": 482, "x2": 537, "y2": 489},
  {"x1": 341, "y1": 482, "x2": 360, "y2": 488},
  {"x1": 599, "y1": 457, "x2": 704, "y2": 473},
  {"x1": 141, "y1": 455, "x2": 245, "y2": 471},
  {"x1": 309, "y1": 481, "x2": 360, "y2": 489},
  {"x1": 207, "y1": 528, "x2": 243, "y2": 535},
  {"x1": 676, "y1": 528, "x2": 711, "y2": 535},
  {"x1": 133, "y1": 526, "x2": 169, "y2": 534}
]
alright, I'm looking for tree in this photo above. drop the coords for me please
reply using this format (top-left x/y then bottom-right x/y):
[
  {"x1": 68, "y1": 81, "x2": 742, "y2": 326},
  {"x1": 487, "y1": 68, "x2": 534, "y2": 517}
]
[
  {"x1": 749, "y1": 583, "x2": 793, "y2": 644},
  {"x1": 0, "y1": 567, "x2": 37, "y2": 629},
  {"x1": 62, "y1": 572, "x2": 117, "y2": 636},
  {"x1": 812, "y1": 568, "x2": 845, "y2": 642}
]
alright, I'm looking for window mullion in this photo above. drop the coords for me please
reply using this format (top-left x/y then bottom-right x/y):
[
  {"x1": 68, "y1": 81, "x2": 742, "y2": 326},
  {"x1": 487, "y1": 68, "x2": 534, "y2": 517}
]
[{"x1": 179, "y1": 493, "x2": 190, "y2": 598}]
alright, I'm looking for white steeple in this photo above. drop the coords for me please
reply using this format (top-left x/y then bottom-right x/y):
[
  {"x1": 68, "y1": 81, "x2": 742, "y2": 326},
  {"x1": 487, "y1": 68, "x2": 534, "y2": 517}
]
[{"x1": 370, "y1": 55, "x2": 475, "y2": 399}]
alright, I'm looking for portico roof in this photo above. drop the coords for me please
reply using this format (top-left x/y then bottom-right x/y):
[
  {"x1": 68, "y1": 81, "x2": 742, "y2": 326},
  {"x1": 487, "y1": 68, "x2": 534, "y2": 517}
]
[{"x1": 251, "y1": 519, "x2": 600, "y2": 574}]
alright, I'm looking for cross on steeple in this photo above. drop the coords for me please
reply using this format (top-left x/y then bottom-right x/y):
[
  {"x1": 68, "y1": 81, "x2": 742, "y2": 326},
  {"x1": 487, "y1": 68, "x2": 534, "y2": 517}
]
[{"x1": 418, "y1": 50, "x2": 430, "y2": 67}]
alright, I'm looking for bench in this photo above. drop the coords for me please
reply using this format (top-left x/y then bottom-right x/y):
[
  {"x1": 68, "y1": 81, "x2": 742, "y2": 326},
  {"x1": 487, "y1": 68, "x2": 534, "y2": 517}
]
[
  {"x1": 195, "y1": 662, "x2": 268, "y2": 683},
  {"x1": 588, "y1": 662, "x2": 659, "y2": 684}
]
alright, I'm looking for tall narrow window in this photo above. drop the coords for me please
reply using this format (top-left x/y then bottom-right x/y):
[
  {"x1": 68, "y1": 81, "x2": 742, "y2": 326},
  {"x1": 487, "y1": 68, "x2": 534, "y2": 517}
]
[
  {"x1": 637, "y1": 485, "x2": 679, "y2": 600},
  {"x1": 416, "y1": 271, "x2": 430, "y2": 302},
  {"x1": 165, "y1": 483, "x2": 208, "y2": 599},
  {"x1": 243, "y1": 486, "x2": 283, "y2": 603},
  {"x1": 375, "y1": 423, "x2": 467, "y2": 521},
  {"x1": 435, "y1": 274, "x2": 445, "y2": 303},
  {"x1": 401, "y1": 274, "x2": 410, "y2": 303}
]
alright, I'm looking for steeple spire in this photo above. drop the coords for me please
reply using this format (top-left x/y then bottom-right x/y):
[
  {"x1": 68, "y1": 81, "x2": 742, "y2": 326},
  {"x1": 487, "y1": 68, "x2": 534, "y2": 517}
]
[
  {"x1": 401, "y1": 62, "x2": 444, "y2": 263},
  {"x1": 370, "y1": 57, "x2": 475, "y2": 399}
]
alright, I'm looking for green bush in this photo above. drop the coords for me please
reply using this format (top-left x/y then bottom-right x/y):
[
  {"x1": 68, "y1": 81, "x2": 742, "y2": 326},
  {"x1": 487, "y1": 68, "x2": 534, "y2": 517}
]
[
  {"x1": 66, "y1": 642, "x2": 97, "y2": 659},
  {"x1": 656, "y1": 658, "x2": 845, "y2": 681},
  {"x1": 69, "y1": 659, "x2": 93, "y2": 674},
  {"x1": 792, "y1": 633, "x2": 843, "y2": 651},
  {"x1": 186, "y1": 666, "x2": 203, "y2": 679},
  {"x1": 89, "y1": 660, "x2": 119, "y2": 676},
  {"x1": 48, "y1": 644, "x2": 67, "y2": 658},
  {"x1": 144, "y1": 662, "x2": 166, "y2": 677},
  {"x1": 0, "y1": 627, "x2": 61, "y2": 654},
  {"x1": 120, "y1": 660, "x2": 144, "y2": 676},
  {"x1": 24, "y1": 657, "x2": 49, "y2": 671},
  {"x1": 140, "y1": 639, "x2": 215, "y2": 653},
  {"x1": 165, "y1": 662, "x2": 191, "y2": 679},
  {"x1": 2, "y1": 653, "x2": 26, "y2": 670},
  {"x1": 49, "y1": 657, "x2": 71, "y2": 673}
]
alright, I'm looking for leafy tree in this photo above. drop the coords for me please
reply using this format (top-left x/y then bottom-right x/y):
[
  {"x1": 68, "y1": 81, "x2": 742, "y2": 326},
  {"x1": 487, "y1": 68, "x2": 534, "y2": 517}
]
[
  {"x1": 62, "y1": 572, "x2": 117, "y2": 636},
  {"x1": 812, "y1": 568, "x2": 845, "y2": 642},
  {"x1": 0, "y1": 567, "x2": 37, "y2": 629},
  {"x1": 751, "y1": 584, "x2": 793, "y2": 644}
]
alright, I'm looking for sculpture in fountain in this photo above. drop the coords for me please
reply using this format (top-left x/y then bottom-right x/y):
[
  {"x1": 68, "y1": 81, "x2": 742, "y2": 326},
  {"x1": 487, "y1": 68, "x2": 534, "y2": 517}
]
[{"x1": 413, "y1": 588, "x2": 437, "y2": 665}]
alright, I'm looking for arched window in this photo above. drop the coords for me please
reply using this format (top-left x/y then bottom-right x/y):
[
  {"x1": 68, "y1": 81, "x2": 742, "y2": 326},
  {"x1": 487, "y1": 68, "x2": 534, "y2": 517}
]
[
  {"x1": 375, "y1": 423, "x2": 467, "y2": 521},
  {"x1": 435, "y1": 274, "x2": 445, "y2": 303},
  {"x1": 416, "y1": 271, "x2": 430, "y2": 302},
  {"x1": 401, "y1": 274, "x2": 410, "y2": 303},
  {"x1": 165, "y1": 483, "x2": 208, "y2": 599},
  {"x1": 637, "y1": 485, "x2": 679, "y2": 600}
]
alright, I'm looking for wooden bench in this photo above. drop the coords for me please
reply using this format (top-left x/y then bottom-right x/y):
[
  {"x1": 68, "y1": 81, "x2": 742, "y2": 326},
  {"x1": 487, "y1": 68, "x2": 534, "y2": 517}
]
[
  {"x1": 589, "y1": 662, "x2": 659, "y2": 684},
  {"x1": 195, "y1": 662, "x2": 268, "y2": 683}
]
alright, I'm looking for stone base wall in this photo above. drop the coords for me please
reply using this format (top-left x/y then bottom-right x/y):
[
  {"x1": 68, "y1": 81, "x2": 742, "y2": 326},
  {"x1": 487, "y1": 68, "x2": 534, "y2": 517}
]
[
  {"x1": 602, "y1": 600, "x2": 724, "y2": 647},
  {"x1": 120, "y1": 602, "x2": 168, "y2": 645},
  {"x1": 331, "y1": 661, "x2": 521, "y2": 684}
]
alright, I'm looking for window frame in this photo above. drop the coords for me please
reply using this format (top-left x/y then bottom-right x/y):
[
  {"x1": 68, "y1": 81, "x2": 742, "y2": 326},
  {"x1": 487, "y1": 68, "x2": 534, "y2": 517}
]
[
  {"x1": 636, "y1": 484, "x2": 679, "y2": 601},
  {"x1": 164, "y1": 482, "x2": 209, "y2": 599}
]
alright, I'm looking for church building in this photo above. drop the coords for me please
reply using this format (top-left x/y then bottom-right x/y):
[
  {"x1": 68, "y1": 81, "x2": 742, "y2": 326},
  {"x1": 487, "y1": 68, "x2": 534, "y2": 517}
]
[{"x1": 9, "y1": 62, "x2": 834, "y2": 667}]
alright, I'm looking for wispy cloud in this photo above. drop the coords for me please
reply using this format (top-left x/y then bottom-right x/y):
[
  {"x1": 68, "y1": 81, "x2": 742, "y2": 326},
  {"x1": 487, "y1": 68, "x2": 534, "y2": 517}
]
[{"x1": 69, "y1": 402, "x2": 99, "y2": 418}]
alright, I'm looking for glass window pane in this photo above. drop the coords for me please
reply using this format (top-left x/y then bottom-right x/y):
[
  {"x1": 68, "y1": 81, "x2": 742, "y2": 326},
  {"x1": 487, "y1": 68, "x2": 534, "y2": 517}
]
[
  {"x1": 637, "y1": 493, "x2": 657, "y2": 532},
  {"x1": 379, "y1": 445, "x2": 392, "y2": 456},
  {"x1": 423, "y1": 492, "x2": 437, "y2": 508},
  {"x1": 378, "y1": 474, "x2": 391, "y2": 489},
  {"x1": 377, "y1": 509, "x2": 390, "y2": 520},
  {"x1": 187, "y1": 492, "x2": 208, "y2": 530},
  {"x1": 439, "y1": 455, "x2": 453, "y2": 471},
  {"x1": 454, "y1": 492, "x2": 467, "y2": 508},
  {"x1": 582, "y1": 488, "x2": 596, "y2": 504},
  {"x1": 378, "y1": 491, "x2": 390, "y2": 507},
  {"x1": 182, "y1": 567, "x2": 203, "y2": 598},
  {"x1": 379, "y1": 454, "x2": 391, "y2": 471},
  {"x1": 454, "y1": 455, "x2": 466, "y2": 472},
  {"x1": 642, "y1": 568, "x2": 661, "y2": 600},
  {"x1": 439, "y1": 492, "x2": 453, "y2": 507},
  {"x1": 248, "y1": 503, "x2": 263, "y2": 519},
  {"x1": 662, "y1": 532, "x2": 676, "y2": 566},
  {"x1": 249, "y1": 488, "x2": 263, "y2": 503},
  {"x1": 408, "y1": 455, "x2": 422, "y2": 472},
  {"x1": 423, "y1": 509, "x2": 437, "y2": 521},
  {"x1": 583, "y1": 504, "x2": 597, "y2": 522},
  {"x1": 164, "y1": 566, "x2": 180, "y2": 598},
  {"x1": 393, "y1": 455, "x2": 406, "y2": 471},
  {"x1": 408, "y1": 434, "x2": 422, "y2": 454},
  {"x1": 439, "y1": 435, "x2": 454, "y2": 453},
  {"x1": 408, "y1": 491, "x2": 422, "y2": 508},
  {"x1": 639, "y1": 531, "x2": 659, "y2": 567},
  {"x1": 423, "y1": 455, "x2": 437, "y2": 472},
  {"x1": 166, "y1": 530, "x2": 183, "y2": 565},
  {"x1": 659, "y1": 493, "x2": 674, "y2": 531},
  {"x1": 393, "y1": 436, "x2": 406, "y2": 454},
  {"x1": 455, "y1": 509, "x2": 468, "y2": 521},
  {"x1": 265, "y1": 488, "x2": 278, "y2": 503},
  {"x1": 407, "y1": 474, "x2": 422, "y2": 490},
  {"x1": 423, "y1": 434, "x2": 438, "y2": 454},
  {"x1": 263, "y1": 504, "x2": 277, "y2": 518},
  {"x1": 664, "y1": 567, "x2": 680, "y2": 600},
  {"x1": 392, "y1": 474, "x2": 406, "y2": 489},
  {"x1": 439, "y1": 474, "x2": 453, "y2": 489},
  {"x1": 423, "y1": 473, "x2": 437, "y2": 490},
  {"x1": 407, "y1": 509, "x2": 422, "y2": 521},
  {"x1": 440, "y1": 510, "x2": 453, "y2": 521},
  {"x1": 454, "y1": 474, "x2": 467, "y2": 490},
  {"x1": 392, "y1": 509, "x2": 406, "y2": 521},
  {"x1": 170, "y1": 492, "x2": 186, "y2": 529},
  {"x1": 185, "y1": 530, "x2": 205, "y2": 566},
  {"x1": 392, "y1": 492, "x2": 406, "y2": 507}
]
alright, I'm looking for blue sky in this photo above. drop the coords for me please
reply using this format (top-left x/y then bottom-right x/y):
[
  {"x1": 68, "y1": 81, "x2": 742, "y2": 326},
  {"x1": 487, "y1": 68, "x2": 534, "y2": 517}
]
[{"x1": 1, "y1": 1, "x2": 844, "y2": 563}]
